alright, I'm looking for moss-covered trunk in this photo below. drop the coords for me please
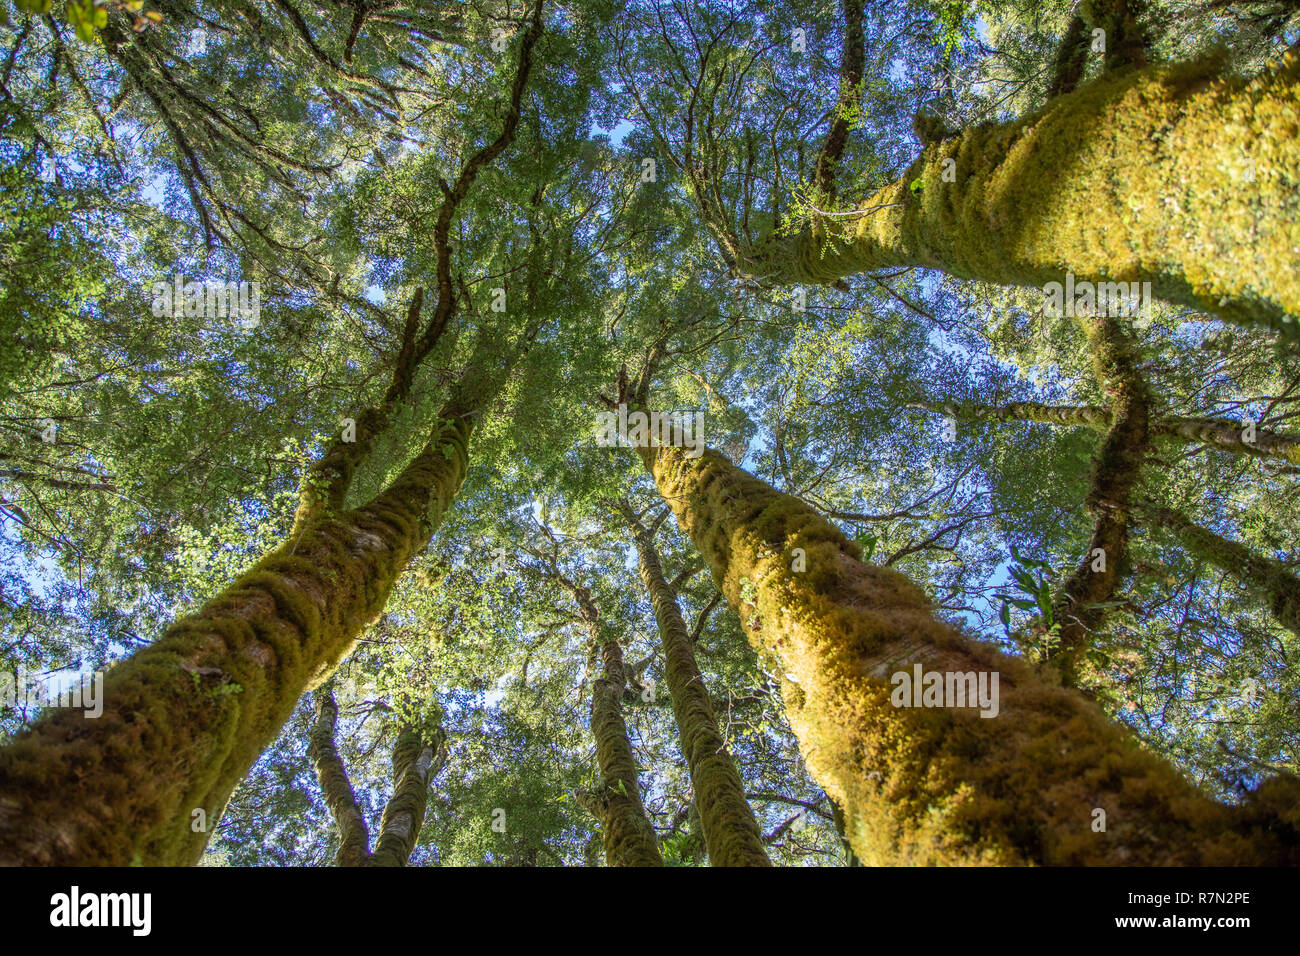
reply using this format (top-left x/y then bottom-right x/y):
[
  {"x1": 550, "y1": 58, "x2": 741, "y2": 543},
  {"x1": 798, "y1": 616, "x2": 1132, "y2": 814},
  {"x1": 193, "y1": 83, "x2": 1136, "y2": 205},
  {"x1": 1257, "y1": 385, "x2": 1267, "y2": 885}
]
[
  {"x1": 919, "y1": 400, "x2": 1114, "y2": 430},
  {"x1": 367, "y1": 721, "x2": 445, "y2": 867},
  {"x1": 921, "y1": 400, "x2": 1300, "y2": 464},
  {"x1": 743, "y1": 52, "x2": 1300, "y2": 338},
  {"x1": 1050, "y1": 318, "x2": 1151, "y2": 684},
  {"x1": 569, "y1": 585, "x2": 664, "y2": 867},
  {"x1": 0, "y1": 407, "x2": 474, "y2": 865},
  {"x1": 1143, "y1": 505, "x2": 1300, "y2": 638},
  {"x1": 635, "y1": 438, "x2": 1300, "y2": 864},
  {"x1": 308, "y1": 686, "x2": 372, "y2": 867},
  {"x1": 624, "y1": 511, "x2": 770, "y2": 866}
]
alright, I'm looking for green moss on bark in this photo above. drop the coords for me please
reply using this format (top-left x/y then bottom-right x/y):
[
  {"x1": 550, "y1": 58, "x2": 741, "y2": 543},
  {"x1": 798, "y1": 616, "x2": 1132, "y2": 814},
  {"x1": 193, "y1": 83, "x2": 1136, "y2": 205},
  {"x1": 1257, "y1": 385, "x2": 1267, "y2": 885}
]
[
  {"x1": 0, "y1": 410, "x2": 474, "y2": 865},
  {"x1": 626, "y1": 511, "x2": 770, "y2": 866},
  {"x1": 745, "y1": 51, "x2": 1300, "y2": 339},
  {"x1": 637, "y1": 440, "x2": 1300, "y2": 865}
]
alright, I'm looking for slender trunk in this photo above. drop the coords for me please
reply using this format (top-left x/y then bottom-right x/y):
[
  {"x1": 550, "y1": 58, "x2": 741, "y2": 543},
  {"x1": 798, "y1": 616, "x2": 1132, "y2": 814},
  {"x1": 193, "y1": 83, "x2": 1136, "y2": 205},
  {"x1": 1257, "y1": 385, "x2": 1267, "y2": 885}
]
[
  {"x1": 624, "y1": 508, "x2": 771, "y2": 866},
  {"x1": 919, "y1": 401, "x2": 1300, "y2": 464},
  {"x1": 0, "y1": 403, "x2": 474, "y2": 865},
  {"x1": 308, "y1": 687, "x2": 371, "y2": 866},
  {"x1": 741, "y1": 52, "x2": 1300, "y2": 338},
  {"x1": 1157, "y1": 416, "x2": 1300, "y2": 464},
  {"x1": 1081, "y1": 0, "x2": 1151, "y2": 72},
  {"x1": 308, "y1": 687, "x2": 445, "y2": 867},
  {"x1": 830, "y1": 799, "x2": 862, "y2": 866},
  {"x1": 633, "y1": 435, "x2": 1300, "y2": 864},
  {"x1": 1141, "y1": 504, "x2": 1300, "y2": 638},
  {"x1": 1051, "y1": 318, "x2": 1151, "y2": 683},
  {"x1": 918, "y1": 399, "x2": 1113, "y2": 429},
  {"x1": 1046, "y1": 15, "x2": 1090, "y2": 99},
  {"x1": 569, "y1": 584, "x2": 664, "y2": 866},
  {"x1": 812, "y1": 0, "x2": 864, "y2": 202}
]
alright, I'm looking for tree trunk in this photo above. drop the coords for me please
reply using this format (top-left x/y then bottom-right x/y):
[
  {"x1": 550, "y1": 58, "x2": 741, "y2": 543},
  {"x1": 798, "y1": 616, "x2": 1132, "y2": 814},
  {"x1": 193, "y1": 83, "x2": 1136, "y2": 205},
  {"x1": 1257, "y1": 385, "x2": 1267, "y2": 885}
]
[
  {"x1": 569, "y1": 584, "x2": 664, "y2": 866},
  {"x1": 308, "y1": 686, "x2": 371, "y2": 867},
  {"x1": 1050, "y1": 318, "x2": 1151, "y2": 684},
  {"x1": 918, "y1": 401, "x2": 1300, "y2": 464},
  {"x1": 1141, "y1": 504, "x2": 1300, "y2": 638},
  {"x1": 633, "y1": 435, "x2": 1300, "y2": 864},
  {"x1": 367, "y1": 720, "x2": 445, "y2": 867},
  {"x1": 740, "y1": 52, "x2": 1300, "y2": 339},
  {"x1": 624, "y1": 508, "x2": 771, "y2": 866},
  {"x1": 0, "y1": 402, "x2": 474, "y2": 865}
]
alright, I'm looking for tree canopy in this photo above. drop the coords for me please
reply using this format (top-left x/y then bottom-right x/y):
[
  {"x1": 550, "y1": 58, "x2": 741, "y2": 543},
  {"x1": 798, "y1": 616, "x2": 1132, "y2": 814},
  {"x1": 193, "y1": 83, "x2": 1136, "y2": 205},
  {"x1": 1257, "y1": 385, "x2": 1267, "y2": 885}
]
[{"x1": 1, "y1": 0, "x2": 1299, "y2": 868}]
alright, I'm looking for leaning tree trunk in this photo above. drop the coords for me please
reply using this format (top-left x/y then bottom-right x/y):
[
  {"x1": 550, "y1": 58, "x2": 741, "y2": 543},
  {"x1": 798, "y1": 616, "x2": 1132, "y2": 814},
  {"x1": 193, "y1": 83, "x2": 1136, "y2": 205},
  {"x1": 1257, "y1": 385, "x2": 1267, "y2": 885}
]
[
  {"x1": 632, "y1": 431, "x2": 1300, "y2": 864},
  {"x1": 1050, "y1": 317, "x2": 1151, "y2": 685},
  {"x1": 568, "y1": 584, "x2": 664, "y2": 866},
  {"x1": 1141, "y1": 504, "x2": 1300, "y2": 638},
  {"x1": 918, "y1": 401, "x2": 1300, "y2": 464},
  {"x1": 308, "y1": 687, "x2": 446, "y2": 867},
  {"x1": 741, "y1": 51, "x2": 1300, "y2": 339},
  {"x1": 623, "y1": 508, "x2": 771, "y2": 866},
  {"x1": 0, "y1": 403, "x2": 475, "y2": 865},
  {"x1": 367, "y1": 719, "x2": 446, "y2": 867}
]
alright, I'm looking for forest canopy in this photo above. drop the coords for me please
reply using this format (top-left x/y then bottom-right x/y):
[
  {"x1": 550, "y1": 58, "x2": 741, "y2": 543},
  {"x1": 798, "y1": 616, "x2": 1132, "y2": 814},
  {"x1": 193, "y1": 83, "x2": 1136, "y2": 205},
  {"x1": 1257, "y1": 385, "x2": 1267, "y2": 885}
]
[{"x1": 1, "y1": 0, "x2": 1299, "y2": 868}]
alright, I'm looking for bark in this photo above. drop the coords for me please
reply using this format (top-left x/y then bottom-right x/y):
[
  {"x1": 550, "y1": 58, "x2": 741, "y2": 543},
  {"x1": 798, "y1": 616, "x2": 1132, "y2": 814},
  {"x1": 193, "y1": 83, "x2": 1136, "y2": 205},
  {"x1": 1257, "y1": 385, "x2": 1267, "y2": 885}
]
[
  {"x1": 568, "y1": 583, "x2": 664, "y2": 866},
  {"x1": 918, "y1": 400, "x2": 1300, "y2": 464},
  {"x1": 1141, "y1": 505, "x2": 1300, "y2": 638},
  {"x1": 308, "y1": 687, "x2": 445, "y2": 867},
  {"x1": 1046, "y1": 16, "x2": 1091, "y2": 99},
  {"x1": 0, "y1": 401, "x2": 475, "y2": 865},
  {"x1": 632, "y1": 429, "x2": 1300, "y2": 864},
  {"x1": 0, "y1": 5, "x2": 545, "y2": 865},
  {"x1": 738, "y1": 51, "x2": 1300, "y2": 339},
  {"x1": 1081, "y1": 0, "x2": 1151, "y2": 72},
  {"x1": 307, "y1": 686, "x2": 371, "y2": 866},
  {"x1": 623, "y1": 507, "x2": 771, "y2": 866},
  {"x1": 1051, "y1": 318, "x2": 1152, "y2": 684},
  {"x1": 812, "y1": 0, "x2": 865, "y2": 202},
  {"x1": 368, "y1": 720, "x2": 446, "y2": 867},
  {"x1": 830, "y1": 798, "x2": 862, "y2": 866}
]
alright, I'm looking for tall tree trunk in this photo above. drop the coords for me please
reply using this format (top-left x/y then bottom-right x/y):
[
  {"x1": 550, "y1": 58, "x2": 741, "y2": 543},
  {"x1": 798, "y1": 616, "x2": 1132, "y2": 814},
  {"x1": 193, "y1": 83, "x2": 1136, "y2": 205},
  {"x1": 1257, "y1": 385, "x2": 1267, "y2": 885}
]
[
  {"x1": 1140, "y1": 504, "x2": 1300, "y2": 638},
  {"x1": 0, "y1": 401, "x2": 475, "y2": 865},
  {"x1": 811, "y1": 0, "x2": 865, "y2": 202},
  {"x1": 1046, "y1": 15, "x2": 1091, "y2": 99},
  {"x1": 632, "y1": 430, "x2": 1300, "y2": 864},
  {"x1": 367, "y1": 719, "x2": 446, "y2": 867},
  {"x1": 917, "y1": 400, "x2": 1300, "y2": 464},
  {"x1": 623, "y1": 506, "x2": 771, "y2": 866},
  {"x1": 568, "y1": 583, "x2": 664, "y2": 866},
  {"x1": 1050, "y1": 318, "x2": 1151, "y2": 684},
  {"x1": 739, "y1": 52, "x2": 1300, "y2": 338},
  {"x1": 308, "y1": 687, "x2": 446, "y2": 867},
  {"x1": 0, "y1": 4, "x2": 546, "y2": 865},
  {"x1": 308, "y1": 686, "x2": 372, "y2": 867}
]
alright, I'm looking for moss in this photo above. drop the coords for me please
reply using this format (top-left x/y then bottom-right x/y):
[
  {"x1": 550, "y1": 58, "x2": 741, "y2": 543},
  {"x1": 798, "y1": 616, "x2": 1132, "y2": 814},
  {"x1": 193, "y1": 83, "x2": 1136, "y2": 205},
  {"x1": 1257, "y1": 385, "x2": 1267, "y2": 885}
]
[
  {"x1": 1149, "y1": 506, "x2": 1300, "y2": 638},
  {"x1": 568, "y1": 582, "x2": 664, "y2": 867},
  {"x1": 0, "y1": 407, "x2": 478, "y2": 865},
  {"x1": 627, "y1": 512, "x2": 770, "y2": 866},
  {"x1": 746, "y1": 50, "x2": 1300, "y2": 340},
  {"x1": 639, "y1": 438, "x2": 1300, "y2": 865},
  {"x1": 1050, "y1": 317, "x2": 1151, "y2": 684}
]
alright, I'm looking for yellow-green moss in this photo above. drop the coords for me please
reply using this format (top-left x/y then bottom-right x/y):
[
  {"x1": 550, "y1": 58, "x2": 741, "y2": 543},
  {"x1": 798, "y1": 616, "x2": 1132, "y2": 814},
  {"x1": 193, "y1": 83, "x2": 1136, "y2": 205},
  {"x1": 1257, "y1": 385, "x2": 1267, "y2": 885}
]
[
  {"x1": 745, "y1": 51, "x2": 1300, "y2": 340},
  {"x1": 0, "y1": 410, "x2": 475, "y2": 865},
  {"x1": 639, "y1": 440, "x2": 1300, "y2": 865}
]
